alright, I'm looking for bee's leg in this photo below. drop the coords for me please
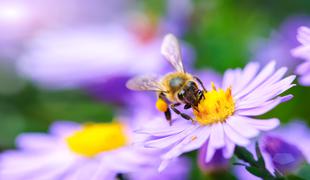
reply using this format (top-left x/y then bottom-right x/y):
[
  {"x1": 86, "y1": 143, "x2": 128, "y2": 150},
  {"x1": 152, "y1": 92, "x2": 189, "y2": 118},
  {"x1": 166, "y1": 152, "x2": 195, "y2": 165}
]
[
  {"x1": 158, "y1": 92, "x2": 166, "y2": 100},
  {"x1": 170, "y1": 103, "x2": 194, "y2": 122},
  {"x1": 158, "y1": 93, "x2": 172, "y2": 125},
  {"x1": 194, "y1": 76, "x2": 207, "y2": 91},
  {"x1": 164, "y1": 108, "x2": 172, "y2": 125},
  {"x1": 198, "y1": 90, "x2": 205, "y2": 101},
  {"x1": 184, "y1": 104, "x2": 191, "y2": 109}
]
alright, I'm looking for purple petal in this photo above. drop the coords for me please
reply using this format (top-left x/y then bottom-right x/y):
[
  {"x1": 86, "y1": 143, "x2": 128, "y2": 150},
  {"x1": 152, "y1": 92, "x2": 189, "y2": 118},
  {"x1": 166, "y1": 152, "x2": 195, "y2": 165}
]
[
  {"x1": 144, "y1": 125, "x2": 198, "y2": 148},
  {"x1": 226, "y1": 116, "x2": 259, "y2": 138},
  {"x1": 222, "y1": 68, "x2": 242, "y2": 89},
  {"x1": 0, "y1": 150, "x2": 75, "y2": 179},
  {"x1": 296, "y1": 61, "x2": 310, "y2": 75},
  {"x1": 222, "y1": 122, "x2": 250, "y2": 146},
  {"x1": 252, "y1": 66, "x2": 288, "y2": 91},
  {"x1": 205, "y1": 141, "x2": 216, "y2": 163},
  {"x1": 222, "y1": 69, "x2": 237, "y2": 89},
  {"x1": 135, "y1": 122, "x2": 188, "y2": 137},
  {"x1": 158, "y1": 159, "x2": 172, "y2": 172},
  {"x1": 209, "y1": 124, "x2": 225, "y2": 148},
  {"x1": 299, "y1": 73, "x2": 310, "y2": 85},
  {"x1": 233, "y1": 62, "x2": 260, "y2": 95},
  {"x1": 236, "y1": 116, "x2": 280, "y2": 131},
  {"x1": 223, "y1": 136, "x2": 235, "y2": 158},
  {"x1": 198, "y1": 148, "x2": 229, "y2": 172},
  {"x1": 297, "y1": 26, "x2": 310, "y2": 45},
  {"x1": 237, "y1": 95, "x2": 293, "y2": 116},
  {"x1": 162, "y1": 127, "x2": 210, "y2": 160},
  {"x1": 263, "y1": 136, "x2": 306, "y2": 174},
  {"x1": 237, "y1": 75, "x2": 295, "y2": 109},
  {"x1": 235, "y1": 61, "x2": 276, "y2": 99},
  {"x1": 182, "y1": 126, "x2": 211, "y2": 152},
  {"x1": 291, "y1": 45, "x2": 310, "y2": 60},
  {"x1": 49, "y1": 121, "x2": 81, "y2": 138},
  {"x1": 131, "y1": 157, "x2": 191, "y2": 180},
  {"x1": 16, "y1": 133, "x2": 60, "y2": 150}
]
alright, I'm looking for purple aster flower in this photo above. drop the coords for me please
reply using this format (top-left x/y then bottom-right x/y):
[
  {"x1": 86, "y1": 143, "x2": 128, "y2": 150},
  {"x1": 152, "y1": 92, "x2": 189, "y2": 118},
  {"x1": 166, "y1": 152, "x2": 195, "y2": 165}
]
[
  {"x1": 0, "y1": 120, "x2": 191, "y2": 180},
  {"x1": 0, "y1": 0, "x2": 129, "y2": 61},
  {"x1": 235, "y1": 121, "x2": 310, "y2": 180},
  {"x1": 198, "y1": 145, "x2": 229, "y2": 173},
  {"x1": 16, "y1": 23, "x2": 195, "y2": 105},
  {"x1": 250, "y1": 16, "x2": 310, "y2": 70},
  {"x1": 128, "y1": 158, "x2": 191, "y2": 180},
  {"x1": 136, "y1": 61, "x2": 295, "y2": 171},
  {"x1": 291, "y1": 26, "x2": 310, "y2": 86}
]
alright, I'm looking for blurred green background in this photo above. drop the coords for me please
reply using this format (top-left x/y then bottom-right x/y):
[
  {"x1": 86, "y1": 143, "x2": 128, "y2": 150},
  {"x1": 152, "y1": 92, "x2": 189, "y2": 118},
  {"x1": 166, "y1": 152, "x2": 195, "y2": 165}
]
[{"x1": 0, "y1": 0, "x2": 309, "y2": 179}]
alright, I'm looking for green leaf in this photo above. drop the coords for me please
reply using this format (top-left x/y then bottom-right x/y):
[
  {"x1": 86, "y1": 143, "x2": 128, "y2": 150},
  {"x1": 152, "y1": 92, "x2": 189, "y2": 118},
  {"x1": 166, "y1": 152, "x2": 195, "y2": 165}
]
[
  {"x1": 245, "y1": 166, "x2": 268, "y2": 178},
  {"x1": 234, "y1": 146, "x2": 256, "y2": 165},
  {"x1": 297, "y1": 164, "x2": 310, "y2": 180},
  {"x1": 255, "y1": 142, "x2": 266, "y2": 168},
  {"x1": 285, "y1": 174, "x2": 306, "y2": 180}
]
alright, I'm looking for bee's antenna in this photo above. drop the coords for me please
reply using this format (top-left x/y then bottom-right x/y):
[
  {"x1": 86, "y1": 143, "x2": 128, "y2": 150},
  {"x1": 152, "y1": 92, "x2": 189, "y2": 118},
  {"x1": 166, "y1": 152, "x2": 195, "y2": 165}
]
[{"x1": 194, "y1": 76, "x2": 206, "y2": 91}]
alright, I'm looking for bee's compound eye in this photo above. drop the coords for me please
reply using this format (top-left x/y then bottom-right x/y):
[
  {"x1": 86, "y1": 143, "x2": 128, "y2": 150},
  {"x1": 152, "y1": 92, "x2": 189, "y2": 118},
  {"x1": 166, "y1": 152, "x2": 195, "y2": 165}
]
[{"x1": 188, "y1": 81, "x2": 197, "y2": 87}]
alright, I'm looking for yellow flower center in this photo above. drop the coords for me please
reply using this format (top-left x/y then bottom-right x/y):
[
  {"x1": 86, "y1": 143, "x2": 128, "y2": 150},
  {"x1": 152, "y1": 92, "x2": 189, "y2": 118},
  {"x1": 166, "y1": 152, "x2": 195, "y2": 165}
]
[
  {"x1": 66, "y1": 122, "x2": 127, "y2": 157},
  {"x1": 194, "y1": 83, "x2": 235, "y2": 125}
]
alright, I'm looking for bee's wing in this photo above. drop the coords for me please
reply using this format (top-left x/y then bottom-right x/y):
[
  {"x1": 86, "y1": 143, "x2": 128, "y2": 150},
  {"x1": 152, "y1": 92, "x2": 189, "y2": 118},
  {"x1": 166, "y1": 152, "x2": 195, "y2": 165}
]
[
  {"x1": 161, "y1": 34, "x2": 185, "y2": 73},
  {"x1": 126, "y1": 75, "x2": 166, "y2": 92}
]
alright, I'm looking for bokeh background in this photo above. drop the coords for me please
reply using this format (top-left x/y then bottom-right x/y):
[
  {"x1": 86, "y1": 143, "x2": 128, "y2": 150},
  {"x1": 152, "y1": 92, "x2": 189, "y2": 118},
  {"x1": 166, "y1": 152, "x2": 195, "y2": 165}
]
[{"x1": 0, "y1": 0, "x2": 309, "y2": 179}]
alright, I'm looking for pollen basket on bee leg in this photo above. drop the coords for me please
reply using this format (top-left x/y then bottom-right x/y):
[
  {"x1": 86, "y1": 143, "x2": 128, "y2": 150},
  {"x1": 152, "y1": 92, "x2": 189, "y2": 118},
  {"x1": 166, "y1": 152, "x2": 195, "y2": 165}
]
[{"x1": 156, "y1": 98, "x2": 168, "y2": 112}]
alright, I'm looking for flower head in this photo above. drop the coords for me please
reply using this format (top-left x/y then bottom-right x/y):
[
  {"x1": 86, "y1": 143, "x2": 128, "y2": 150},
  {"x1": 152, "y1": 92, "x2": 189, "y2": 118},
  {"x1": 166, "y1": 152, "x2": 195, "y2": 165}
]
[
  {"x1": 291, "y1": 26, "x2": 310, "y2": 86},
  {"x1": 251, "y1": 16, "x2": 310, "y2": 69},
  {"x1": 0, "y1": 121, "x2": 190, "y2": 179},
  {"x1": 136, "y1": 61, "x2": 295, "y2": 170},
  {"x1": 235, "y1": 121, "x2": 310, "y2": 180}
]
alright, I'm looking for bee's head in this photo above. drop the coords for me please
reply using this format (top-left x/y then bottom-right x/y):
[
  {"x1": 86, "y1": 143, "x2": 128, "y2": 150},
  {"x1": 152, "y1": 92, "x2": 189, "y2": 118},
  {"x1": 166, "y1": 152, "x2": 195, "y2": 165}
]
[{"x1": 177, "y1": 81, "x2": 201, "y2": 105}]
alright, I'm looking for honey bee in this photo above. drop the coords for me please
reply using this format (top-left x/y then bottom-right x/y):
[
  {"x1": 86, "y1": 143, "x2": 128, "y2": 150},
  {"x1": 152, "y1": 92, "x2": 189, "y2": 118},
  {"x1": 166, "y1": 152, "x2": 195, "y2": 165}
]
[{"x1": 126, "y1": 34, "x2": 206, "y2": 124}]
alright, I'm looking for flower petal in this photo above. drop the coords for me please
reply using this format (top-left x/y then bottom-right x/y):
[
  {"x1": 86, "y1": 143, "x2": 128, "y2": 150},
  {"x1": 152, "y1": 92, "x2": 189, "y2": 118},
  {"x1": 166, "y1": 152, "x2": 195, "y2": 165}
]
[
  {"x1": 233, "y1": 62, "x2": 260, "y2": 95},
  {"x1": 135, "y1": 123, "x2": 187, "y2": 137},
  {"x1": 205, "y1": 142, "x2": 216, "y2": 163},
  {"x1": 222, "y1": 69, "x2": 237, "y2": 89},
  {"x1": 144, "y1": 125, "x2": 198, "y2": 149},
  {"x1": 162, "y1": 126, "x2": 210, "y2": 160},
  {"x1": 223, "y1": 122, "x2": 250, "y2": 146},
  {"x1": 296, "y1": 62, "x2": 310, "y2": 75},
  {"x1": 299, "y1": 73, "x2": 310, "y2": 85},
  {"x1": 235, "y1": 61, "x2": 276, "y2": 99},
  {"x1": 209, "y1": 123, "x2": 225, "y2": 148},
  {"x1": 237, "y1": 75, "x2": 295, "y2": 108},
  {"x1": 223, "y1": 136, "x2": 235, "y2": 158},
  {"x1": 236, "y1": 116, "x2": 280, "y2": 131},
  {"x1": 49, "y1": 121, "x2": 81, "y2": 138},
  {"x1": 226, "y1": 116, "x2": 259, "y2": 138},
  {"x1": 297, "y1": 26, "x2": 310, "y2": 45},
  {"x1": 182, "y1": 126, "x2": 211, "y2": 152},
  {"x1": 16, "y1": 133, "x2": 60, "y2": 150},
  {"x1": 236, "y1": 95, "x2": 293, "y2": 116}
]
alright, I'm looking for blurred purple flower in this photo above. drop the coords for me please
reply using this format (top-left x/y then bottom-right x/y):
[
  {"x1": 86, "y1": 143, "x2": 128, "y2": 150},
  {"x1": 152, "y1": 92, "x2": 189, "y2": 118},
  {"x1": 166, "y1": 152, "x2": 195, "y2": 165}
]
[
  {"x1": 16, "y1": 23, "x2": 196, "y2": 105},
  {"x1": 135, "y1": 61, "x2": 295, "y2": 171},
  {"x1": 161, "y1": 0, "x2": 193, "y2": 36},
  {"x1": 235, "y1": 121, "x2": 310, "y2": 180},
  {"x1": 198, "y1": 144, "x2": 229, "y2": 172},
  {"x1": 0, "y1": 120, "x2": 191, "y2": 180},
  {"x1": 128, "y1": 158, "x2": 191, "y2": 180},
  {"x1": 251, "y1": 16, "x2": 310, "y2": 70},
  {"x1": 263, "y1": 136, "x2": 305, "y2": 173},
  {"x1": 0, "y1": 0, "x2": 128, "y2": 60},
  {"x1": 291, "y1": 26, "x2": 310, "y2": 86}
]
